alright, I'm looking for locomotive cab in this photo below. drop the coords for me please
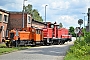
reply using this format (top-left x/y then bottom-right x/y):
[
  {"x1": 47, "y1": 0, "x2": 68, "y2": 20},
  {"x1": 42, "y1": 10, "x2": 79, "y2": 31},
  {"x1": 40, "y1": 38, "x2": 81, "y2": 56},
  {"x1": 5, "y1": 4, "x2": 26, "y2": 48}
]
[
  {"x1": 32, "y1": 28, "x2": 43, "y2": 45},
  {"x1": 3, "y1": 30, "x2": 17, "y2": 47},
  {"x1": 43, "y1": 22, "x2": 53, "y2": 45},
  {"x1": 52, "y1": 23, "x2": 60, "y2": 44}
]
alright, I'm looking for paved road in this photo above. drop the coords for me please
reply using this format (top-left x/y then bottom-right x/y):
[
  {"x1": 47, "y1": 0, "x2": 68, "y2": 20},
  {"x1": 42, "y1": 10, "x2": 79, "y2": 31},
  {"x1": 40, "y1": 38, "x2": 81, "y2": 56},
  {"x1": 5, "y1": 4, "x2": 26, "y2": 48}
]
[{"x1": 0, "y1": 37, "x2": 76, "y2": 60}]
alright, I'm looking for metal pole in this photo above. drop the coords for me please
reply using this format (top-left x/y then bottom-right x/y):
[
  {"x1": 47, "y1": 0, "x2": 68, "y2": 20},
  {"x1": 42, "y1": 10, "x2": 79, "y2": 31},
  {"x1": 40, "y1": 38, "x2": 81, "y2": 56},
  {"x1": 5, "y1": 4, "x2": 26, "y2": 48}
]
[
  {"x1": 79, "y1": 25, "x2": 81, "y2": 42},
  {"x1": 82, "y1": 13, "x2": 87, "y2": 37},
  {"x1": 22, "y1": 0, "x2": 25, "y2": 28},
  {"x1": 83, "y1": 16, "x2": 87, "y2": 27},
  {"x1": 1, "y1": 13, "x2": 4, "y2": 42},
  {"x1": 76, "y1": 33, "x2": 77, "y2": 40},
  {"x1": 84, "y1": 16, "x2": 85, "y2": 37},
  {"x1": 22, "y1": 0, "x2": 27, "y2": 28},
  {"x1": 84, "y1": 16, "x2": 87, "y2": 37},
  {"x1": 82, "y1": 13, "x2": 87, "y2": 27},
  {"x1": 84, "y1": 16, "x2": 85, "y2": 28},
  {"x1": 45, "y1": 5, "x2": 47, "y2": 24},
  {"x1": 78, "y1": 19, "x2": 83, "y2": 42}
]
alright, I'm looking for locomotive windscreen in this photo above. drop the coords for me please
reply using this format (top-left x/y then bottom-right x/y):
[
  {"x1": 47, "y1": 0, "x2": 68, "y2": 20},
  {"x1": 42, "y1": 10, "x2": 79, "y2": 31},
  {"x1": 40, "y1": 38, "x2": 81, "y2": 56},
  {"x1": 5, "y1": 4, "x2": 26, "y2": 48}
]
[{"x1": 10, "y1": 33, "x2": 14, "y2": 39}]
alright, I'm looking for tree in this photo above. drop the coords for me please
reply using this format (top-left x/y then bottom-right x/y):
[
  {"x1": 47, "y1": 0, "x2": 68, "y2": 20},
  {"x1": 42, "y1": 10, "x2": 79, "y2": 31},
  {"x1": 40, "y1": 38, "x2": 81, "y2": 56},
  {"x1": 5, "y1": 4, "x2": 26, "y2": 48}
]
[
  {"x1": 69, "y1": 26, "x2": 74, "y2": 33},
  {"x1": 69, "y1": 26, "x2": 76, "y2": 37},
  {"x1": 24, "y1": 4, "x2": 43, "y2": 22},
  {"x1": 59, "y1": 23, "x2": 63, "y2": 28},
  {"x1": 32, "y1": 9, "x2": 43, "y2": 22},
  {"x1": 24, "y1": 4, "x2": 32, "y2": 14}
]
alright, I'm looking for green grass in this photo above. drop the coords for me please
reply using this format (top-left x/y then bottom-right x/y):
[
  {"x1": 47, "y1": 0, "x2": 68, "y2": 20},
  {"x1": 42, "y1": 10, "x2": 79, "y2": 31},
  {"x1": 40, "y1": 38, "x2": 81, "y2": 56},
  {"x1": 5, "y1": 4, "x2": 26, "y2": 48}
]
[
  {"x1": 0, "y1": 43, "x2": 30, "y2": 55},
  {"x1": 64, "y1": 53, "x2": 90, "y2": 60},
  {"x1": 0, "y1": 48, "x2": 17, "y2": 55},
  {"x1": 64, "y1": 53, "x2": 80, "y2": 60},
  {"x1": 0, "y1": 43, "x2": 6, "y2": 48}
]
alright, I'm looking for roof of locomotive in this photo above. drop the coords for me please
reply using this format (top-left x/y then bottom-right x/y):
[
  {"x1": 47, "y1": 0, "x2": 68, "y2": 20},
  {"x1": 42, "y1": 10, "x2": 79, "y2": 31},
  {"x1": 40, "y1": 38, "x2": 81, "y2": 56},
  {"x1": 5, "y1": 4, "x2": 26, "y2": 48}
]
[{"x1": 54, "y1": 24, "x2": 59, "y2": 26}]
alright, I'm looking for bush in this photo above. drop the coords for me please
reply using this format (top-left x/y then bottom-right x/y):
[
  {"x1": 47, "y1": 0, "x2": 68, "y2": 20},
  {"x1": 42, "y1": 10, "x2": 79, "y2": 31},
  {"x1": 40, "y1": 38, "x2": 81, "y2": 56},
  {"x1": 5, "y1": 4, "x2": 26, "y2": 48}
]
[
  {"x1": 84, "y1": 32, "x2": 90, "y2": 44},
  {"x1": 65, "y1": 32, "x2": 90, "y2": 60},
  {"x1": 69, "y1": 42, "x2": 87, "y2": 58}
]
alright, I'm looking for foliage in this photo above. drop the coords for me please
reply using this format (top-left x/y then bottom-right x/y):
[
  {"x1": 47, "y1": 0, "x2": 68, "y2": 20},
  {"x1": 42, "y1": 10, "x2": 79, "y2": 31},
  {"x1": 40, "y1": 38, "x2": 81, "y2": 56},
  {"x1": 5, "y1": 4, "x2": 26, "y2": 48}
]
[
  {"x1": 69, "y1": 26, "x2": 76, "y2": 37},
  {"x1": 24, "y1": 4, "x2": 32, "y2": 14},
  {"x1": 64, "y1": 32, "x2": 90, "y2": 60},
  {"x1": 69, "y1": 40, "x2": 87, "y2": 58},
  {"x1": 71, "y1": 32, "x2": 76, "y2": 37},
  {"x1": 59, "y1": 23, "x2": 63, "y2": 28},
  {"x1": 32, "y1": 9, "x2": 43, "y2": 22},
  {"x1": 84, "y1": 32, "x2": 90, "y2": 44},
  {"x1": 69, "y1": 26, "x2": 74, "y2": 32},
  {"x1": 24, "y1": 4, "x2": 43, "y2": 22}
]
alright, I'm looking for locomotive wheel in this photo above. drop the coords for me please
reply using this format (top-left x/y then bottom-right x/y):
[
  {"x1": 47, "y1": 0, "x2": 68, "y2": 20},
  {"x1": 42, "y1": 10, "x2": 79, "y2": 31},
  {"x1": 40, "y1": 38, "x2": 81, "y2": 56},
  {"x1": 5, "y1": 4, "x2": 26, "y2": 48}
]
[
  {"x1": 33, "y1": 42, "x2": 36, "y2": 46},
  {"x1": 31, "y1": 41, "x2": 36, "y2": 46},
  {"x1": 60, "y1": 40, "x2": 63, "y2": 45},
  {"x1": 11, "y1": 41, "x2": 19, "y2": 47},
  {"x1": 55, "y1": 40, "x2": 60, "y2": 45},
  {"x1": 43, "y1": 39, "x2": 47, "y2": 46},
  {"x1": 58, "y1": 40, "x2": 61, "y2": 45},
  {"x1": 60, "y1": 41, "x2": 65, "y2": 45},
  {"x1": 40, "y1": 41, "x2": 44, "y2": 46},
  {"x1": 48, "y1": 43, "x2": 52, "y2": 45},
  {"x1": 57, "y1": 41, "x2": 60, "y2": 45},
  {"x1": 63, "y1": 41, "x2": 65, "y2": 44},
  {"x1": 24, "y1": 43, "x2": 27, "y2": 47},
  {"x1": 12, "y1": 41, "x2": 16, "y2": 47},
  {"x1": 44, "y1": 42, "x2": 47, "y2": 46}
]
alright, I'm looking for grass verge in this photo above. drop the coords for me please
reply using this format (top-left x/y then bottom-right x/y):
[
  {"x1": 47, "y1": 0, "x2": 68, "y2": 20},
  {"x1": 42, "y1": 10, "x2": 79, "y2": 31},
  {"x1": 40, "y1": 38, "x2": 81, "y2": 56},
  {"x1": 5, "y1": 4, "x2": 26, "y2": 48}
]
[
  {"x1": 64, "y1": 53, "x2": 90, "y2": 60},
  {"x1": 0, "y1": 43, "x2": 30, "y2": 55}
]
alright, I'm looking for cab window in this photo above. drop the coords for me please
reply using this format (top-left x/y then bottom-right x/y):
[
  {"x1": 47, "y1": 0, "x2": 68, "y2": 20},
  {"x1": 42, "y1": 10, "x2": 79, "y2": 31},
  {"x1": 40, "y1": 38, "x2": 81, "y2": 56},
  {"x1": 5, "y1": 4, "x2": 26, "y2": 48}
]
[
  {"x1": 36, "y1": 29, "x2": 41, "y2": 34},
  {"x1": 10, "y1": 33, "x2": 14, "y2": 39}
]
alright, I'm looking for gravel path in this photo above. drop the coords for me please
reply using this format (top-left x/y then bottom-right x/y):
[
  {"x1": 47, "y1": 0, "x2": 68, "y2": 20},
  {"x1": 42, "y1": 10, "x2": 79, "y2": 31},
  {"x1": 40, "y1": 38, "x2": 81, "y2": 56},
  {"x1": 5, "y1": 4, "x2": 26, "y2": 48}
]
[{"x1": 0, "y1": 37, "x2": 76, "y2": 60}]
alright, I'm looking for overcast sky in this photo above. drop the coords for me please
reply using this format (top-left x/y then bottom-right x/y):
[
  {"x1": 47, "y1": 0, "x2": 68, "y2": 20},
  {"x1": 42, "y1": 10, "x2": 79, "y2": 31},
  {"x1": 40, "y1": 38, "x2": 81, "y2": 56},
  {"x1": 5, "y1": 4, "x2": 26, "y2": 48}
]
[{"x1": 0, "y1": 0, "x2": 89, "y2": 28}]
